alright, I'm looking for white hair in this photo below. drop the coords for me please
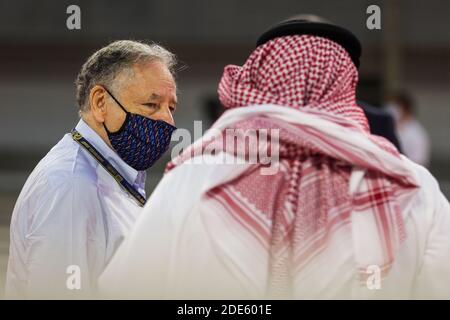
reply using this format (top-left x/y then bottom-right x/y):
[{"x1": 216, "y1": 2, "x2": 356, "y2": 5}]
[{"x1": 75, "y1": 40, "x2": 176, "y2": 111}]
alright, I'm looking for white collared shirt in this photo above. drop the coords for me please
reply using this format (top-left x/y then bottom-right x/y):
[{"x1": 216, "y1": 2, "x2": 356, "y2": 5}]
[{"x1": 6, "y1": 119, "x2": 146, "y2": 298}]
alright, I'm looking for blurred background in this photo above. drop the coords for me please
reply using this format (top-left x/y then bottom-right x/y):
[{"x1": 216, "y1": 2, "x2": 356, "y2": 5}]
[{"x1": 0, "y1": 0, "x2": 449, "y2": 297}]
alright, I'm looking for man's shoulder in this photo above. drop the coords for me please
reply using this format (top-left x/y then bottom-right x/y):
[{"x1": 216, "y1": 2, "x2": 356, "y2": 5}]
[
  {"x1": 11, "y1": 138, "x2": 103, "y2": 233},
  {"x1": 20, "y1": 134, "x2": 100, "y2": 201},
  {"x1": 403, "y1": 157, "x2": 447, "y2": 215},
  {"x1": 406, "y1": 158, "x2": 438, "y2": 190}
]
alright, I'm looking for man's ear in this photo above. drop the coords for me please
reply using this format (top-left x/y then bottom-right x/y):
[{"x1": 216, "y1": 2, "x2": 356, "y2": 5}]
[{"x1": 89, "y1": 85, "x2": 108, "y2": 123}]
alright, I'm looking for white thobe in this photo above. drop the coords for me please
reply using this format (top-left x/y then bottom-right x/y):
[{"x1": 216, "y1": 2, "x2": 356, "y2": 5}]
[
  {"x1": 6, "y1": 119, "x2": 145, "y2": 298},
  {"x1": 99, "y1": 105, "x2": 450, "y2": 299}
]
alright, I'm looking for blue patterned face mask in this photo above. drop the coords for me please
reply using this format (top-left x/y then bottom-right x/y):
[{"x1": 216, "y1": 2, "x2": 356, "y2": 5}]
[{"x1": 102, "y1": 88, "x2": 176, "y2": 171}]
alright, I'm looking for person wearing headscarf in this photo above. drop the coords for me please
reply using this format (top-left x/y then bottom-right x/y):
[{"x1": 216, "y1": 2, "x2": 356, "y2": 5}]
[{"x1": 99, "y1": 20, "x2": 450, "y2": 299}]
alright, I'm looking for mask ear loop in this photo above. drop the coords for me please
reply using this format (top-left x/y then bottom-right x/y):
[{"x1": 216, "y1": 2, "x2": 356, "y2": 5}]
[{"x1": 102, "y1": 87, "x2": 130, "y2": 134}]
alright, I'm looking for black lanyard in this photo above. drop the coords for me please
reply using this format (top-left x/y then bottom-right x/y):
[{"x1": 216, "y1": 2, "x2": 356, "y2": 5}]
[{"x1": 71, "y1": 129, "x2": 146, "y2": 207}]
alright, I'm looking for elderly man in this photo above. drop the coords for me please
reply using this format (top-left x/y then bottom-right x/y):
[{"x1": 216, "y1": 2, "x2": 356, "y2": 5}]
[
  {"x1": 6, "y1": 40, "x2": 178, "y2": 298},
  {"x1": 99, "y1": 21, "x2": 450, "y2": 299}
]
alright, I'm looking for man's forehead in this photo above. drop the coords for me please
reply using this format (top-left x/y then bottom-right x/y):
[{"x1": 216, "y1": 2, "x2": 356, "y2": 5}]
[
  {"x1": 133, "y1": 61, "x2": 174, "y2": 81},
  {"x1": 148, "y1": 78, "x2": 177, "y2": 100},
  {"x1": 148, "y1": 91, "x2": 177, "y2": 103},
  {"x1": 127, "y1": 61, "x2": 177, "y2": 98}
]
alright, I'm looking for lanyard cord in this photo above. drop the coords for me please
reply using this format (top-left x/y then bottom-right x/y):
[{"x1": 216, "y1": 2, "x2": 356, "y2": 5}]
[{"x1": 71, "y1": 129, "x2": 146, "y2": 207}]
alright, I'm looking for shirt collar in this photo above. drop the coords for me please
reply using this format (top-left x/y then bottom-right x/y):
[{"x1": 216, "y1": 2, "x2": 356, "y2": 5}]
[{"x1": 75, "y1": 119, "x2": 146, "y2": 188}]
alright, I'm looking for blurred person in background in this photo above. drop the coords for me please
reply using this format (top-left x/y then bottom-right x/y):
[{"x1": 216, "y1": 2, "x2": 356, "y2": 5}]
[
  {"x1": 99, "y1": 19, "x2": 450, "y2": 299},
  {"x1": 358, "y1": 100, "x2": 401, "y2": 151},
  {"x1": 385, "y1": 92, "x2": 430, "y2": 167},
  {"x1": 6, "y1": 40, "x2": 178, "y2": 298}
]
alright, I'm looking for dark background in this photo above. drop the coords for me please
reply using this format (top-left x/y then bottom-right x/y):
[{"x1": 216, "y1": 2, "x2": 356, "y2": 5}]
[{"x1": 1, "y1": 0, "x2": 449, "y2": 296}]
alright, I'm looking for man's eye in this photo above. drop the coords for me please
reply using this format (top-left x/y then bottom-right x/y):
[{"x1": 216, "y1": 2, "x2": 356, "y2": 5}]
[
  {"x1": 169, "y1": 106, "x2": 176, "y2": 113},
  {"x1": 145, "y1": 103, "x2": 158, "y2": 109}
]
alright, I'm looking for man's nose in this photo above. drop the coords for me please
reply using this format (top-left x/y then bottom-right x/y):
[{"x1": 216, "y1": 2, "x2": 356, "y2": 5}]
[{"x1": 152, "y1": 105, "x2": 175, "y2": 126}]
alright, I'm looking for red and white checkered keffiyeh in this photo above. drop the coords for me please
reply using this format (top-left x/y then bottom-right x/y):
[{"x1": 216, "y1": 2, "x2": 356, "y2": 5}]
[
  {"x1": 167, "y1": 35, "x2": 418, "y2": 297},
  {"x1": 219, "y1": 35, "x2": 369, "y2": 131}
]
